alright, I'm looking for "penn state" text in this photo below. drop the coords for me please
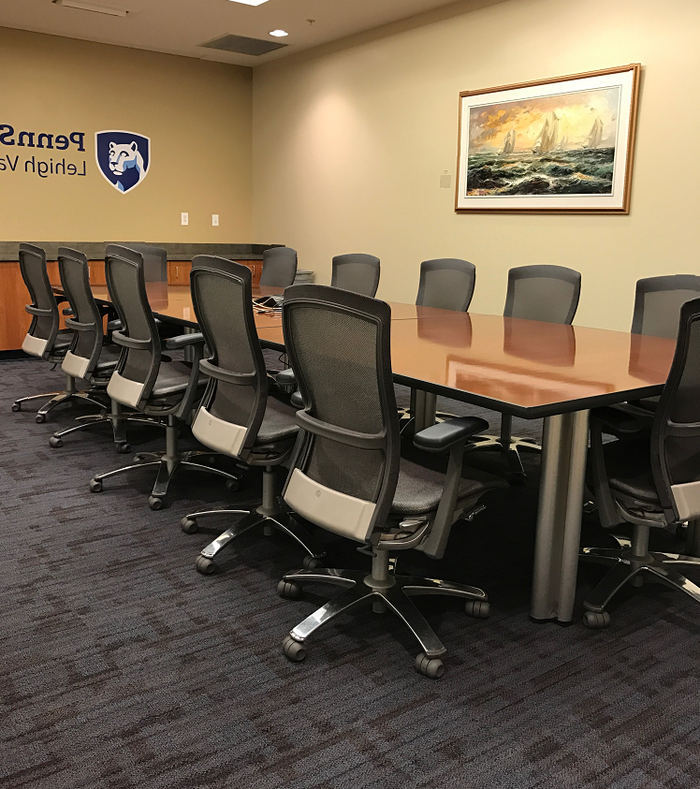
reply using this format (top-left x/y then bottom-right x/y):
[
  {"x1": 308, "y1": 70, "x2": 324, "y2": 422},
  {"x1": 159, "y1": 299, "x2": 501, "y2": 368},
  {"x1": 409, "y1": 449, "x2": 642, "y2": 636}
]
[{"x1": 0, "y1": 124, "x2": 86, "y2": 151}]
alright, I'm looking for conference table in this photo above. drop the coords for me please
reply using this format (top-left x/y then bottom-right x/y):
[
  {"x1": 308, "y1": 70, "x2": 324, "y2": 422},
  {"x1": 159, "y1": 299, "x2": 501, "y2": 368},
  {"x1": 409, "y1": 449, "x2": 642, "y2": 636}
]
[{"x1": 91, "y1": 282, "x2": 676, "y2": 625}]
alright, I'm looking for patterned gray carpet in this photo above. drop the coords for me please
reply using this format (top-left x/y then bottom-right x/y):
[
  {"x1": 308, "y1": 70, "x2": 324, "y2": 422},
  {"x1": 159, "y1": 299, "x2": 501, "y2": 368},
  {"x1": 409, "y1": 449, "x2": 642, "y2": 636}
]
[{"x1": 2, "y1": 357, "x2": 700, "y2": 788}]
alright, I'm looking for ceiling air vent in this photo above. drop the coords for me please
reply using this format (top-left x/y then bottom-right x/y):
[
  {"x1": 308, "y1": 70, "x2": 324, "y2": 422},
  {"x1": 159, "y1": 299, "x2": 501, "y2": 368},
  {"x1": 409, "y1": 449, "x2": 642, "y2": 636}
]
[{"x1": 200, "y1": 34, "x2": 287, "y2": 56}]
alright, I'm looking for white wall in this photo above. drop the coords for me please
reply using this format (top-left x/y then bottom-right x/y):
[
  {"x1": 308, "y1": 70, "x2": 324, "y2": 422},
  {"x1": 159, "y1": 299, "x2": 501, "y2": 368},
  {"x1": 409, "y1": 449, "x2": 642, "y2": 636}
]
[
  {"x1": 252, "y1": 0, "x2": 700, "y2": 330},
  {"x1": 0, "y1": 27, "x2": 253, "y2": 243}
]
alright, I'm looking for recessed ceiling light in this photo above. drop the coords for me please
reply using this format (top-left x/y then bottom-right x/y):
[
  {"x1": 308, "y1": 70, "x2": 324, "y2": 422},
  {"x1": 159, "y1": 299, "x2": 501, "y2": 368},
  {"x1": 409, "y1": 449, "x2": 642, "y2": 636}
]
[
  {"x1": 52, "y1": 0, "x2": 128, "y2": 16},
  {"x1": 226, "y1": 0, "x2": 269, "y2": 6},
  {"x1": 269, "y1": 29, "x2": 288, "y2": 37}
]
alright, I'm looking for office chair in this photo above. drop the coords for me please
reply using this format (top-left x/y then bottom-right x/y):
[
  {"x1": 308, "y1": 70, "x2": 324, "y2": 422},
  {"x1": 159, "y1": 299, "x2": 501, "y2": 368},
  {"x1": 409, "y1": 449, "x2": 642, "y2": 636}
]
[
  {"x1": 478, "y1": 265, "x2": 581, "y2": 477},
  {"x1": 12, "y1": 243, "x2": 106, "y2": 422},
  {"x1": 89, "y1": 245, "x2": 240, "y2": 509},
  {"x1": 259, "y1": 247, "x2": 298, "y2": 287},
  {"x1": 401, "y1": 258, "x2": 477, "y2": 433},
  {"x1": 614, "y1": 275, "x2": 700, "y2": 418},
  {"x1": 581, "y1": 296, "x2": 700, "y2": 628},
  {"x1": 331, "y1": 253, "x2": 380, "y2": 297},
  {"x1": 176, "y1": 257, "x2": 324, "y2": 573},
  {"x1": 48, "y1": 248, "x2": 163, "y2": 452},
  {"x1": 276, "y1": 284, "x2": 506, "y2": 677},
  {"x1": 415, "y1": 258, "x2": 476, "y2": 311}
]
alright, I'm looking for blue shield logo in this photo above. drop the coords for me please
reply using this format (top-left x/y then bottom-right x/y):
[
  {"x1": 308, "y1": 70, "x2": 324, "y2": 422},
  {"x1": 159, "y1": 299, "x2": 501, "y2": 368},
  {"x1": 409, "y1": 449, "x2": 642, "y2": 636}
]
[{"x1": 95, "y1": 130, "x2": 150, "y2": 194}]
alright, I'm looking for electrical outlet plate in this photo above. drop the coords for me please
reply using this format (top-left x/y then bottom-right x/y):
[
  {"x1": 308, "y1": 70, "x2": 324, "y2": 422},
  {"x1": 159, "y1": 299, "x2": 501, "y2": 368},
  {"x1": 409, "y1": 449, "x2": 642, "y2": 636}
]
[
  {"x1": 181, "y1": 212, "x2": 189, "y2": 226},
  {"x1": 212, "y1": 214, "x2": 219, "y2": 226}
]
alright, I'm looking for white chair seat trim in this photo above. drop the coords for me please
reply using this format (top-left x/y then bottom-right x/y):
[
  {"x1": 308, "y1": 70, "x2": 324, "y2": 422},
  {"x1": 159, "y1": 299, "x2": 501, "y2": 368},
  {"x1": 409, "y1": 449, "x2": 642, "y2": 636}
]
[
  {"x1": 192, "y1": 405, "x2": 246, "y2": 459},
  {"x1": 62, "y1": 350, "x2": 90, "y2": 380},
  {"x1": 22, "y1": 333, "x2": 48, "y2": 358},
  {"x1": 284, "y1": 468, "x2": 376, "y2": 542},
  {"x1": 107, "y1": 371, "x2": 145, "y2": 409},
  {"x1": 672, "y1": 481, "x2": 700, "y2": 521}
]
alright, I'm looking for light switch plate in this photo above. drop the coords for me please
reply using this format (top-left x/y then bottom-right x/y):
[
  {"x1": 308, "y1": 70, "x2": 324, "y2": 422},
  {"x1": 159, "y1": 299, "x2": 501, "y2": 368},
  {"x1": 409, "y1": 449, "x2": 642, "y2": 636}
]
[{"x1": 212, "y1": 214, "x2": 219, "y2": 226}]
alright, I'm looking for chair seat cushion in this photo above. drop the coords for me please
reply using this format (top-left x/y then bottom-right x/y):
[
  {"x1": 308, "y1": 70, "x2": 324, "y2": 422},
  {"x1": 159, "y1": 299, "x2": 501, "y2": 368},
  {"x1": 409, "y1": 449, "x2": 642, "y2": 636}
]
[
  {"x1": 94, "y1": 345, "x2": 121, "y2": 374},
  {"x1": 603, "y1": 435, "x2": 659, "y2": 504},
  {"x1": 256, "y1": 395, "x2": 298, "y2": 444},
  {"x1": 150, "y1": 361, "x2": 204, "y2": 399},
  {"x1": 391, "y1": 458, "x2": 506, "y2": 517}
]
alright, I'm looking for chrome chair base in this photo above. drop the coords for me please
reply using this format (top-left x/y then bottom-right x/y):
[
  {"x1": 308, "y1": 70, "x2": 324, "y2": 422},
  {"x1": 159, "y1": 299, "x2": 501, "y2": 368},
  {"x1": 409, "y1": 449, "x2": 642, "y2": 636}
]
[
  {"x1": 580, "y1": 531, "x2": 700, "y2": 628},
  {"x1": 89, "y1": 417, "x2": 242, "y2": 509},
  {"x1": 50, "y1": 401, "x2": 165, "y2": 452},
  {"x1": 279, "y1": 548, "x2": 489, "y2": 677},
  {"x1": 184, "y1": 465, "x2": 326, "y2": 574},
  {"x1": 13, "y1": 388, "x2": 107, "y2": 423},
  {"x1": 188, "y1": 509, "x2": 325, "y2": 575}
]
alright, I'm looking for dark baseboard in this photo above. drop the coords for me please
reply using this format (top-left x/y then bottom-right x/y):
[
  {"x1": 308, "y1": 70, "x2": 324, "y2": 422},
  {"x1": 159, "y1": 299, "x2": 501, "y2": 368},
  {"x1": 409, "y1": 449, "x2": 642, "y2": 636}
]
[{"x1": 0, "y1": 350, "x2": 28, "y2": 361}]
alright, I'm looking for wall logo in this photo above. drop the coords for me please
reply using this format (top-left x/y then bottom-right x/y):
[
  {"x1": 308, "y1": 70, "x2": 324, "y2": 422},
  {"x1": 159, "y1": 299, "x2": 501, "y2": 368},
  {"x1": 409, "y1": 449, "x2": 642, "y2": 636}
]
[{"x1": 95, "y1": 130, "x2": 150, "y2": 194}]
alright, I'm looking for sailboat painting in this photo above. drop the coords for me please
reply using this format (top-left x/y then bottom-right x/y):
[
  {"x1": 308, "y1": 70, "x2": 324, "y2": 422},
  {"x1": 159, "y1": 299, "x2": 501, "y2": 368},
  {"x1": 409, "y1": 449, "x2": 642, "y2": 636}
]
[{"x1": 456, "y1": 65, "x2": 641, "y2": 212}]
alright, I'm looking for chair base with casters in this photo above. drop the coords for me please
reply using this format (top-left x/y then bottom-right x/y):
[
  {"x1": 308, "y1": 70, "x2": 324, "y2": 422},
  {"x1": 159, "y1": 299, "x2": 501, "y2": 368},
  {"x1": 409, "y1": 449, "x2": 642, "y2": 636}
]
[
  {"x1": 89, "y1": 414, "x2": 243, "y2": 510},
  {"x1": 469, "y1": 413, "x2": 541, "y2": 481},
  {"x1": 580, "y1": 523, "x2": 700, "y2": 629},
  {"x1": 49, "y1": 399, "x2": 166, "y2": 453},
  {"x1": 279, "y1": 527, "x2": 490, "y2": 679},
  {"x1": 12, "y1": 372, "x2": 107, "y2": 424},
  {"x1": 182, "y1": 463, "x2": 326, "y2": 574}
]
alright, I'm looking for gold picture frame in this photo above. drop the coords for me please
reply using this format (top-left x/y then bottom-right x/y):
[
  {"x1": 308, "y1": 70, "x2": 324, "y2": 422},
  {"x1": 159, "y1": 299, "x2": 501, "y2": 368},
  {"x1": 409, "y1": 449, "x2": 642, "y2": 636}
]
[{"x1": 455, "y1": 64, "x2": 641, "y2": 213}]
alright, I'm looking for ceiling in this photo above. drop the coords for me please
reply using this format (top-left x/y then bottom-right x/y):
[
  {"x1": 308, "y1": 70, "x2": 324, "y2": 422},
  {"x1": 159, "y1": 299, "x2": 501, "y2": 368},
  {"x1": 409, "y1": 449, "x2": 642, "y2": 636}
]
[{"x1": 0, "y1": 0, "x2": 467, "y2": 67}]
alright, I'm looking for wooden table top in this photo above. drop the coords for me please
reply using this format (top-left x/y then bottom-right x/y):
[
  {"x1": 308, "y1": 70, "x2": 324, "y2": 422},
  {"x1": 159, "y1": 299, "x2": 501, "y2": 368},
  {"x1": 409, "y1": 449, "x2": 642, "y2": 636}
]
[{"x1": 91, "y1": 283, "x2": 676, "y2": 419}]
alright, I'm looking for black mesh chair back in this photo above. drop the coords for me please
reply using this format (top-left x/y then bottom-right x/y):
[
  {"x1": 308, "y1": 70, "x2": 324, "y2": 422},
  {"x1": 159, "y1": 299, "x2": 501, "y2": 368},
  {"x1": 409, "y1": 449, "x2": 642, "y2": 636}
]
[
  {"x1": 282, "y1": 284, "x2": 400, "y2": 542},
  {"x1": 259, "y1": 247, "x2": 298, "y2": 287},
  {"x1": 504, "y1": 265, "x2": 581, "y2": 325},
  {"x1": 631, "y1": 275, "x2": 700, "y2": 338},
  {"x1": 18, "y1": 243, "x2": 60, "y2": 358},
  {"x1": 415, "y1": 258, "x2": 476, "y2": 312},
  {"x1": 105, "y1": 244, "x2": 161, "y2": 408},
  {"x1": 651, "y1": 297, "x2": 700, "y2": 524},
  {"x1": 123, "y1": 243, "x2": 168, "y2": 283},
  {"x1": 57, "y1": 247, "x2": 104, "y2": 379},
  {"x1": 189, "y1": 256, "x2": 268, "y2": 460},
  {"x1": 331, "y1": 254, "x2": 381, "y2": 297}
]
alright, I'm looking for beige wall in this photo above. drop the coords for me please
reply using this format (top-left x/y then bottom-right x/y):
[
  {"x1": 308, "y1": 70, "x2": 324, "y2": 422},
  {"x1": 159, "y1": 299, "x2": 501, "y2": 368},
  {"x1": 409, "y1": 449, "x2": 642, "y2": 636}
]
[
  {"x1": 252, "y1": 0, "x2": 700, "y2": 330},
  {"x1": 0, "y1": 27, "x2": 252, "y2": 243}
]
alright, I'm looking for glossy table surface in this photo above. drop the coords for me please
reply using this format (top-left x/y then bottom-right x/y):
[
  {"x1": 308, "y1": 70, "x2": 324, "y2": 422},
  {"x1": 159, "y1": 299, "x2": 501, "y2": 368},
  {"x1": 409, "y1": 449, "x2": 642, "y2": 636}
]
[{"x1": 91, "y1": 283, "x2": 676, "y2": 419}]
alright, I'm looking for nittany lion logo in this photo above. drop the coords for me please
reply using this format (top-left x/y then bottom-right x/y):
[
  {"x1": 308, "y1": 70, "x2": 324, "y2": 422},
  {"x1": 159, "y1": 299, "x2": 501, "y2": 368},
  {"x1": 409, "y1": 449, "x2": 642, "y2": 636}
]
[{"x1": 95, "y1": 130, "x2": 150, "y2": 194}]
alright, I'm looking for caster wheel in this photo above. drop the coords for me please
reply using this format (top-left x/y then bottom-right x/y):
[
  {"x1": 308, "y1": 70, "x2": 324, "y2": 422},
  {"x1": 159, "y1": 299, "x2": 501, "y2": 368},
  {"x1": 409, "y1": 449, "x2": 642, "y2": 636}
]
[
  {"x1": 89, "y1": 478, "x2": 103, "y2": 493},
  {"x1": 415, "y1": 653, "x2": 444, "y2": 679},
  {"x1": 282, "y1": 635, "x2": 306, "y2": 662},
  {"x1": 148, "y1": 496, "x2": 163, "y2": 511},
  {"x1": 262, "y1": 524, "x2": 275, "y2": 537},
  {"x1": 302, "y1": 555, "x2": 322, "y2": 570},
  {"x1": 49, "y1": 435, "x2": 63, "y2": 448},
  {"x1": 195, "y1": 555, "x2": 217, "y2": 575},
  {"x1": 181, "y1": 517, "x2": 198, "y2": 534},
  {"x1": 11, "y1": 403, "x2": 21, "y2": 412},
  {"x1": 117, "y1": 443, "x2": 131, "y2": 454},
  {"x1": 465, "y1": 600, "x2": 490, "y2": 619},
  {"x1": 225, "y1": 478, "x2": 240, "y2": 492},
  {"x1": 35, "y1": 413, "x2": 47, "y2": 424},
  {"x1": 583, "y1": 610, "x2": 611, "y2": 629},
  {"x1": 277, "y1": 580, "x2": 302, "y2": 599}
]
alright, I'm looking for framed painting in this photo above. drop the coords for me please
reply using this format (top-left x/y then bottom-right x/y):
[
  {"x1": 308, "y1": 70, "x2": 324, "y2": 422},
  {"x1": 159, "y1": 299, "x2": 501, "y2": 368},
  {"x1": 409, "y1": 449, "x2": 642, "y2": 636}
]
[{"x1": 455, "y1": 64, "x2": 641, "y2": 213}]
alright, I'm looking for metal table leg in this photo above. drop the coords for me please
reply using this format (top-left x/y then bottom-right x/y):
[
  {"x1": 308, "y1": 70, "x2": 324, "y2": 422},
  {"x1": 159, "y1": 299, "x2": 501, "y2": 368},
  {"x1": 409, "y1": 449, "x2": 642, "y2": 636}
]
[{"x1": 530, "y1": 409, "x2": 589, "y2": 624}]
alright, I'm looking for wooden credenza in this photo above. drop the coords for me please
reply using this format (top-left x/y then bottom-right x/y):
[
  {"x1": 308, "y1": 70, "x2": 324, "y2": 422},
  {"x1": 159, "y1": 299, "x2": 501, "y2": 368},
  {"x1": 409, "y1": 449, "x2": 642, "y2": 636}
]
[{"x1": 0, "y1": 258, "x2": 262, "y2": 351}]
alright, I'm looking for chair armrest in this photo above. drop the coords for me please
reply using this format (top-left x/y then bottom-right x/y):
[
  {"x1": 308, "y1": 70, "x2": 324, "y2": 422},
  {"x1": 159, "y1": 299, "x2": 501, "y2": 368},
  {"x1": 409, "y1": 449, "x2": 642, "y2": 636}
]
[
  {"x1": 413, "y1": 416, "x2": 489, "y2": 453},
  {"x1": 107, "y1": 319, "x2": 122, "y2": 332},
  {"x1": 591, "y1": 406, "x2": 646, "y2": 436},
  {"x1": 290, "y1": 390, "x2": 304, "y2": 408},
  {"x1": 62, "y1": 307, "x2": 74, "y2": 316},
  {"x1": 165, "y1": 332, "x2": 205, "y2": 350},
  {"x1": 276, "y1": 368, "x2": 297, "y2": 387}
]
